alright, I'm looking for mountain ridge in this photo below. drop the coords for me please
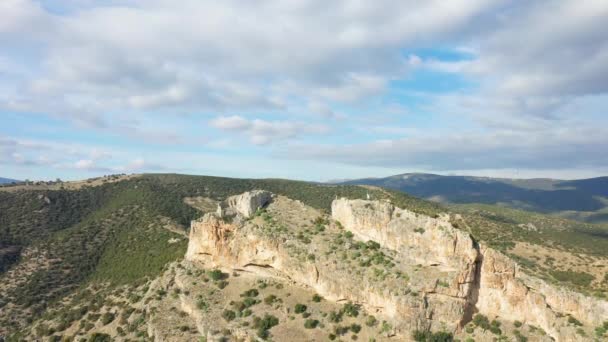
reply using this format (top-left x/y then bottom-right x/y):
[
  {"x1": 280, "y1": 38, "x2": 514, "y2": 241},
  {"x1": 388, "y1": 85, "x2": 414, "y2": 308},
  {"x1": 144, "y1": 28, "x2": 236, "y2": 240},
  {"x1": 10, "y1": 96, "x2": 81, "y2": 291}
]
[{"x1": 338, "y1": 173, "x2": 608, "y2": 223}]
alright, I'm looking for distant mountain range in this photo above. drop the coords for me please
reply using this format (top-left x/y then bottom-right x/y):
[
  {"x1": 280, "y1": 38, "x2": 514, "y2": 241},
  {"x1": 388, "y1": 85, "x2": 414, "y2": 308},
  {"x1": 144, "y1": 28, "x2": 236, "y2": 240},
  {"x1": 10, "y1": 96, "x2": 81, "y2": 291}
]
[
  {"x1": 338, "y1": 173, "x2": 608, "y2": 223},
  {"x1": 0, "y1": 177, "x2": 20, "y2": 184}
]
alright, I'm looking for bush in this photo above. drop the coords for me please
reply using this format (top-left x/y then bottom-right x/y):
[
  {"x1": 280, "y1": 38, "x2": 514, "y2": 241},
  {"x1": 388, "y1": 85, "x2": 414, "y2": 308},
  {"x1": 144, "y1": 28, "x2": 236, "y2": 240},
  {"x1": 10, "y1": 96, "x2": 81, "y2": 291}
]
[
  {"x1": 342, "y1": 302, "x2": 359, "y2": 317},
  {"x1": 412, "y1": 330, "x2": 454, "y2": 342},
  {"x1": 365, "y1": 315, "x2": 377, "y2": 327},
  {"x1": 208, "y1": 269, "x2": 225, "y2": 281},
  {"x1": 89, "y1": 333, "x2": 112, "y2": 342},
  {"x1": 253, "y1": 314, "x2": 279, "y2": 338},
  {"x1": 304, "y1": 319, "x2": 319, "y2": 329},
  {"x1": 328, "y1": 310, "x2": 343, "y2": 323},
  {"x1": 472, "y1": 314, "x2": 490, "y2": 330},
  {"x1": 241, "y1": 288, "x2": 259, "y2": 297},
  {"x1": 222, "y1": 309, "x2": 236, "y2": 322},
  {"x1": 350, "y1": 324, "x2": 361, "y2": 333},
  {"x1": 312, "y1": 294, "x2": 322, "y2": 302},
  {"x1": 294, "y1": 303, "x2": 307, "y2": 314},
  {"x1": 264, "y1": 295, "x2": 277, "y2": 305},
  {"x1": 568, "y1": 316, "x2": 583, "y2": 326},
  {"x1": 196, "y1": 299, "x2": 208, "y2": 310},
  {"x1": 101, "y1": 312, "x2": 115, "y2": 325}
]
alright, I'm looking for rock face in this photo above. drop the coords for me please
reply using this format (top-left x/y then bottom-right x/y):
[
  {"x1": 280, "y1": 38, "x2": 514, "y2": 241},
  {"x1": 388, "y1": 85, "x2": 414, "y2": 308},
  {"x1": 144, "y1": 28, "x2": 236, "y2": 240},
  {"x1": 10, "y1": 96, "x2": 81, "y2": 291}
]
[
  {"x1": 186, "y1": 192, "x2": 607, "y2": 341},
  {"x1": 332, "y1": 198, "x2": 608, "y2": 341},
  {"x1": 332, "y1": 199, "x2": 479, "y2": 298},
  {"x1": 220, "y1": 190, "x2": 271, "y2": 218}
]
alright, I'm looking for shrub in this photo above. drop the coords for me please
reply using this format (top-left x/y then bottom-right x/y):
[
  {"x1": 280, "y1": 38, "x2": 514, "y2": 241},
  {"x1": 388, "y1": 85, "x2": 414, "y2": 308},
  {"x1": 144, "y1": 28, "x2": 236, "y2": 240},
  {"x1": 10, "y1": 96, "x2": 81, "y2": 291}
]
[
  {"x1": 328, "y1": 310, "x2": 343, "y2": 323},
  {"x1": 243, "y1": 297, "x2": 258, "y2": 308},
  {"x1": 514, "y1": 320, "x2": 522, "y2": 328},
  {"x1": 264, "y1": 295, "x2": 277, "y2": 305},
  {"x1": 350, "y1": 324, "x2": 361, "y2": 333},
  {"x1": 89, "y1": 333, "x2": 112, "y2": 342},
  {"x1": 304, "y1": 319, "x2": 319, "y2": 329},
  {"x1": 365, "y1": 315, "x2": 377, "y2": 327},
  {"x1": 197, "y1": 299, "x2": 208, "y2": 310},
  {"x1": 241, "y1": 289, "x2": 259, "y2": 297},
  {"x1": 222, "y1": 309, "x2": 236, "y2": 322},
  {"x1": 294, "y1": 303, "x2": 307, "y2": 314},
  {"x1": 312, "y1": 294, "x2": 322, "y2": 302},
  {"x1": 342, "y1": 302, "x2": 359, "y2": 317},
  {"x1": 334, "y1": 325, "x2": 350, "y2": 336},
  {"x1": 101, "y1": 312, "x2": 115, "y2": 325},
  {"x1": 473, "y1": 314, "x2": 490, "y2": 330},
  {"x1": 253, "y1": 314, "x2": 279, "y2": 338},
  {"x1": 568, "y1": 316, "x2": 583, "y2": 326},
  {"x1": 208, "y1": 269, "x2": 225, "y2": 281},
  {"x1": 413, "y1": 330, "x2": 454, "y2": 342}
]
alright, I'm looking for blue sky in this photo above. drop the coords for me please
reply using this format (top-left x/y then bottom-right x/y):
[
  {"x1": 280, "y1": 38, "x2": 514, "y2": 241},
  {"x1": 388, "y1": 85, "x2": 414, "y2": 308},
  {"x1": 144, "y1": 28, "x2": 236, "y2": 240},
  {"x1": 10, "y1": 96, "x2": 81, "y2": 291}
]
[{"x1": 1, "y1": 0, "x2": 607, "y2": 181}]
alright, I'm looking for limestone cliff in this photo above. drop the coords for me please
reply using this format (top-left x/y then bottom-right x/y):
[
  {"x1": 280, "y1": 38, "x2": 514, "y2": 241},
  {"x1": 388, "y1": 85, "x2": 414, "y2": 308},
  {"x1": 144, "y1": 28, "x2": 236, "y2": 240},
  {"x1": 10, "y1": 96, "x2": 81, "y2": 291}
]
[
  {"x1": 219, "y1": 190, "x2": 272, "y2": 218},
  {"x1": 185, "y1": 192, "x2": 607, "y2": 341},
  {"x1": 333, "y1": 198, "x2": 608, "y2": 341}
]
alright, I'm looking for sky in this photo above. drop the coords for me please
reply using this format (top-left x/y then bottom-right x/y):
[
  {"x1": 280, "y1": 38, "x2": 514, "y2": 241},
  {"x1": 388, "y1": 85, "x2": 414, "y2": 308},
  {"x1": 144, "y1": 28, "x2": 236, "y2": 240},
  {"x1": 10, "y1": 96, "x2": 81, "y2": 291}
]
[{"x1": 1, "y1": 0, "x2": 608, "y2": 182}]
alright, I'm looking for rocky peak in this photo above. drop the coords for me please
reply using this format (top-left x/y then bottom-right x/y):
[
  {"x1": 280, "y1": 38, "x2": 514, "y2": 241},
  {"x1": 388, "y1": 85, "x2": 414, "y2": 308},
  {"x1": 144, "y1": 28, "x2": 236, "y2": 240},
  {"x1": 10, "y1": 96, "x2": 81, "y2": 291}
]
[{"x1": 217, "y1": 190, "x2": 272, "y2": 219}]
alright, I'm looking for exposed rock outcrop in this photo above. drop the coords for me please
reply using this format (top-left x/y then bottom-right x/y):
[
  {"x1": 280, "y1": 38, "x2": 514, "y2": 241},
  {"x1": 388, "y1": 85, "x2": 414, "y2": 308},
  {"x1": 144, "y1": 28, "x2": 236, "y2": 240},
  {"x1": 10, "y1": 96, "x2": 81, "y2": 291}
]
[
  {"x1": 218, "y1": 190, "x2": 271, "y2": 218},
  {"x1": 332, "y1": 198, "x2": 608, "y2": 341},
  {"x1": 185, "y1": 192, "x2": 607, "y2": 341}
]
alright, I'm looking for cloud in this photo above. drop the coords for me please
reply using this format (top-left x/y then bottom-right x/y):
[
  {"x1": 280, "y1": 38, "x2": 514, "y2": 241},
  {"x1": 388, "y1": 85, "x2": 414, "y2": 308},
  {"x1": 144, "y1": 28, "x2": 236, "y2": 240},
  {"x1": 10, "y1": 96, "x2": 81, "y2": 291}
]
[
  {"x1": 210, "y1": 115, "x2": 329, "y2": 145},
  {"x1": 281, "y1": 123, "x2": 608, "y2": 171},
  {"x1": 210, "y1": 115, "x2": 252, "y2": 131},
  {"x1": 0, "y1": 0, "x2": 504, "y2": 119},
  {"x1": 2, "y1": 1, "x2": 608, "y2": 179}
]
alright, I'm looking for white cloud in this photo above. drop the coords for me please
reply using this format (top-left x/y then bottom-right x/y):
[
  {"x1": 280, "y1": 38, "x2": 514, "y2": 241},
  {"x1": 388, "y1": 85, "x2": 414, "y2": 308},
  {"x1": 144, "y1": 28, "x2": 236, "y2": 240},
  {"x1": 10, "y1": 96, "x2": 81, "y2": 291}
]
[
  {"x1": 210, "y1": 115, "x2": 329, "y2": 145},
  {"x1": 74, "y1": 159, "x2": 94, "y2": 169},
  {"x1": 210, "y1": 115, "x2": 251, "y2": 131},
  {"x1": 2, "y1": 1, "x2": 608, "y2": 178},
  {"x1": 281, "y1": 123, "x2": 608, "y2": 171}
]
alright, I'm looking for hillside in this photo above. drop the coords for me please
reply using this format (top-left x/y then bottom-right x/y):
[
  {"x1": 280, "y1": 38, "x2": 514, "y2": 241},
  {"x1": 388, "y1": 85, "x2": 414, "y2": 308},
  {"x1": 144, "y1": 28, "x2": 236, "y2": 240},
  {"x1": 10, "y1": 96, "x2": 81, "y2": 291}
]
[
  {"x1": 339, "y1": 173, "x2": 608, "y2": 223},
  {"x1": 0, "y1": 177, "x2": 20, "y2": 184},
  {"x1": 0, "y1": 174, "x2": 607, "y2": 341}
]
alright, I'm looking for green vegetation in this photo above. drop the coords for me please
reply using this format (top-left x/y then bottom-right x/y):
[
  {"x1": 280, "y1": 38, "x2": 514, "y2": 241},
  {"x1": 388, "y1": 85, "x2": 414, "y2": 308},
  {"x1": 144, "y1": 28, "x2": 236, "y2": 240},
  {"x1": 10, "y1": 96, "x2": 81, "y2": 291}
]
[
  {"x1": 2, "y1": 173, "x2": 607, "y2": 338},
  {"x1": 221, "y1": 309, "x2": 236, "y2": 322},
  {"x1": 100, "y1": 312, "x2": 115, "y2": 325},
  {"x1": 342, "y1": 302, "x2": 360, "y2": 317},
  {"x1": 414, "y1": 227, "x2": 425, "y2": 234},
  {"x1": 304, "y1": 319, "x2": 319, "y2": 329},
  {"x1": 294, "y1": 303, "x2": 307, "y2": 314},
  {"x1": 551, "y1": 270, "x2": 595, "y2": 287},
  {"x1": 472, "y1": 314, "x2": 490, "y2": 330},
  {"x1": 89, "y1": 333, "x2": 112, "y2": 342},
  {"x1": 208, "y1": 269, "x2": 225, "y2": 281},
  {"x1": 252, "y1": 314, "x2": 279, "y2": 338},
  {"x1": 412, "y1": 330, "x2": 454, "y2": 342}
]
